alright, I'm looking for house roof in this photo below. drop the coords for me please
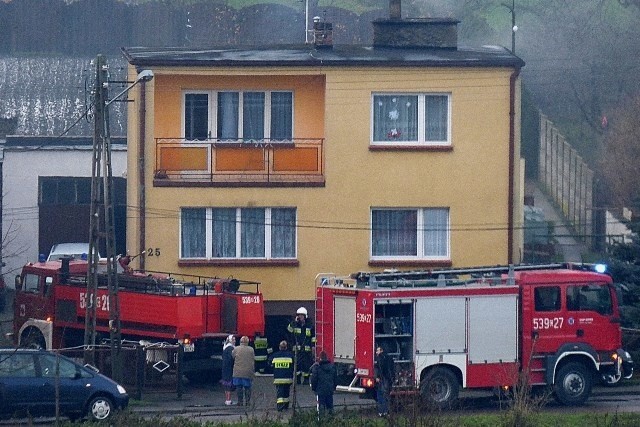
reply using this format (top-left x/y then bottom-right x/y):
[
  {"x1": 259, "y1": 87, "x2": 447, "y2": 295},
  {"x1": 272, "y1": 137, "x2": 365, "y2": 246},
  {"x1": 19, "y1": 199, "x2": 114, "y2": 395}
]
[{"x1": 121, "y1": 44, "x2": 524, "y2": 69}]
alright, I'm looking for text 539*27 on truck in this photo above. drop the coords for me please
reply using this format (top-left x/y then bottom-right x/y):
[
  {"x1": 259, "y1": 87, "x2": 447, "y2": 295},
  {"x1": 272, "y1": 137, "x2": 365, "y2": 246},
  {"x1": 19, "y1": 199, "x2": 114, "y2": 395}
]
[
  {"x1": 12, "y1": 257, "x2": 265, "y2": 382},
  {"x1": 315, "y1": 263, "x2": 633, "y2": 407}
]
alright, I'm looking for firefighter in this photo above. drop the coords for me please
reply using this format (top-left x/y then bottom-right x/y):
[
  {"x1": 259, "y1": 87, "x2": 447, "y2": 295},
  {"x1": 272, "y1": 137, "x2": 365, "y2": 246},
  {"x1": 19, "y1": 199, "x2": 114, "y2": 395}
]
[
  {"x1": 270, "y1": 340, "x2": 294, "y2": 411},
  {"x1": 253, "y1": 332, "x2": 272, "y2": 374},
  {"x1": 287, "y1": 306, "x2": 315, "y2": 385}
]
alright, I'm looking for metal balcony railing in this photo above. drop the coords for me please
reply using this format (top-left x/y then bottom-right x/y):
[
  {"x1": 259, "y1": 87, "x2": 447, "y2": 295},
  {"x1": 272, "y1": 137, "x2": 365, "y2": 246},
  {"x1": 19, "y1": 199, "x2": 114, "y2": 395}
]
[{"x1": 154, "y1": 138, "x2": 324, "y2": 186}]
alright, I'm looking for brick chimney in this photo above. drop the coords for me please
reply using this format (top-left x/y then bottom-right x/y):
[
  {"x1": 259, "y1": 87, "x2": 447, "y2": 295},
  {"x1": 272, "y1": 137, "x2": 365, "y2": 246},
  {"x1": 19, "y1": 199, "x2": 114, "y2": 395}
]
[
  {"x1": 373, "y1": 0, "x2": 459, "y2": 49},
  {"x1": 313, "y1": 18, "x2": 333, "y2": 48}
]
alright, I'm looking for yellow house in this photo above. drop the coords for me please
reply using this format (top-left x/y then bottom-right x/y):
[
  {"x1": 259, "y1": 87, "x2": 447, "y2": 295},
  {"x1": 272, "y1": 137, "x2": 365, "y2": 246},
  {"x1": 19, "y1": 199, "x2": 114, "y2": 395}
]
[{"x1": 122, "y1": 17, "x2": 525, "y2": 337}]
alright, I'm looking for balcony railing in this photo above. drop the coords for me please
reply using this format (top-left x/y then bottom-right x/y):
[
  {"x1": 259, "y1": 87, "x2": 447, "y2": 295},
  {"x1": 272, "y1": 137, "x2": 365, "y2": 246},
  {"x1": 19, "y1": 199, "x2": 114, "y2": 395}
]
[{"x1": 154, "y1": 138, "x2": 324, "y2": 187}]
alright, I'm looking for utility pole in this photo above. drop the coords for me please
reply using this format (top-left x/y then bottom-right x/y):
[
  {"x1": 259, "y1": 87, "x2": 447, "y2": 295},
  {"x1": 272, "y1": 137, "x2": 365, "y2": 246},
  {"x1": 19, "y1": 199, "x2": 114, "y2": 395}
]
[
  {"x1": 84, "y1": 54, "x2": 122, "y2": 383},
  {"x1": 84, "y1": 55, "x2": 106, "y2": 366}
]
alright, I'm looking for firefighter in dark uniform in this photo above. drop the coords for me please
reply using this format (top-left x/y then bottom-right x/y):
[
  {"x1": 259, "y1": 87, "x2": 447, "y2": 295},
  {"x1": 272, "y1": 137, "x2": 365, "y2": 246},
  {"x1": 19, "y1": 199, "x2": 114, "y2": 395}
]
[
  {"x1": 253, "y1": 332, "x2": 272, "y2": 374},
  {"x1": 270, "y1": 340, "x2": 294, "y2": 411},
  {"x1": 287, "y1": 306, "x2": 316, "y2": 385}
]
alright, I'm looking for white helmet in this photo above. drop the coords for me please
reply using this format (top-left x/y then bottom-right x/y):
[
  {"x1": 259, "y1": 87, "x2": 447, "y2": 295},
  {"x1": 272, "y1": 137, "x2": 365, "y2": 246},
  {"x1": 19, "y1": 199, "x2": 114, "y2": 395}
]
[{"x1": 296, "y1": 307, "x2": 308, "y2": 316}]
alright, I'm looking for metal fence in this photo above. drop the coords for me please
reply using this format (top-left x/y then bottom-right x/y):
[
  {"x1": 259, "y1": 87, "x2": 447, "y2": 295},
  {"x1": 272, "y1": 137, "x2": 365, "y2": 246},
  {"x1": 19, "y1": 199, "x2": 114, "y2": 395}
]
[
  {"x1": 538, "y1": 113, "x2": 594, "y2": 247},
  {"x1": 58, "y1": 342, "x2": 184, "y2": 400}
]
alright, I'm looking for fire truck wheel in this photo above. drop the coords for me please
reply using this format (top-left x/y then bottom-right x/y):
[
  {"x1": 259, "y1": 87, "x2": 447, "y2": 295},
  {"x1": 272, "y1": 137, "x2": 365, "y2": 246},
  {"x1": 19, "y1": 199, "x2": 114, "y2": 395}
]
[
  {"x1": 86, "y1": 395, "x2": 114, "y2": 421},
  {"x1": 420, "y1": 367, "x2": 459, "y2": 409},
  {"x1": 553, "y1": 362, "x2": 593, "y2": 406}
]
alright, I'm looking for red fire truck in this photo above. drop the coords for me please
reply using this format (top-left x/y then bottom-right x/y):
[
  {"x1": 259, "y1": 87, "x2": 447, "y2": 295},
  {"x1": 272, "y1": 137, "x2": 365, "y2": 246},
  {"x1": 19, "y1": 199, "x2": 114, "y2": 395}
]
[
  {"x1": 13, "y1": 257, "x2": 265, "y2": 381},
  {"x1": 315, "y1": 263, "x2": 633, "y2": 406}
]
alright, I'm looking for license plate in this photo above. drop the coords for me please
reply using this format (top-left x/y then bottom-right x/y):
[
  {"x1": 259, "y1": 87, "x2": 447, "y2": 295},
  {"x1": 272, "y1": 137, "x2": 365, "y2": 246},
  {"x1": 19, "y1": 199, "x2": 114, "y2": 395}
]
[{"x1": 183, "y1": 343, "x2": 195, "y2": 352}]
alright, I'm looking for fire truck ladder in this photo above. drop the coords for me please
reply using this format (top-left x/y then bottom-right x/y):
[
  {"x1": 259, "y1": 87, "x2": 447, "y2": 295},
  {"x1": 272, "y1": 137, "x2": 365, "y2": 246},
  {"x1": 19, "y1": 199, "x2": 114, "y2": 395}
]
[
  {"x1": 314, "y1": 273, "x2": 337, "y2": 356},
  {"x1": 352, "y1": 263, "x2": 598, "y2": 289}
]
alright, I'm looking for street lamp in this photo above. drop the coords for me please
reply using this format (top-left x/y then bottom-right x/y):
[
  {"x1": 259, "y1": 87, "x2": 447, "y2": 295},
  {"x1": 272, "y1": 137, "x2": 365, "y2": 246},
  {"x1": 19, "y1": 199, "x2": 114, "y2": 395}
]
[{"x1": 106, "y1": 69, "x2": 154, "y2": 108}]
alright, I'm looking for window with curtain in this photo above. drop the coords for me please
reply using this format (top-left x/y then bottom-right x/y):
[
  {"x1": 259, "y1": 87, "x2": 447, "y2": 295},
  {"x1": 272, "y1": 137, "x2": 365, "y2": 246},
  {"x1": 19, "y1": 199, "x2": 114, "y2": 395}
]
[
  {"x1": 181, "y1": 208, "x2": 206, "y2": 258},
  {"x1": 371, "y1": 208, "x2": 449, "y2": 259},
  {"x1": 271, "y1": 92, "x2": 293, "y2": 140},
  {"x1": 184, "y1": 90, "x2": 293, "y2": 142},
  {"x1": 181, "y1": 207, "x2": 296, "y2": 259},
  {"x1": 372, "y1": 93, "x2": 450, "y2": 145}
]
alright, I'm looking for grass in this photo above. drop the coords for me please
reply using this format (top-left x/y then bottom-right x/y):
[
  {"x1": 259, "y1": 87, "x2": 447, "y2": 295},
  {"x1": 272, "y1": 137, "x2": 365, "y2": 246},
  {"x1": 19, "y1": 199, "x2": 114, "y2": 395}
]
[{"x1": 57, "y1": 410, "x2": 640, "y2": 427}]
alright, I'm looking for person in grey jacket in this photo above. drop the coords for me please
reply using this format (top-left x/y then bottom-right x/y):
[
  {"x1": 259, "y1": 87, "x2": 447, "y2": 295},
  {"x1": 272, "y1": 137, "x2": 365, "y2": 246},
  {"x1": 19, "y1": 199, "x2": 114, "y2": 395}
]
[
  {"x1": 232, "y1": 335, "x2": 255, "y2": 406},
  {"x1": 310, "y1": 351, "x2": 337, "y2": 419}
]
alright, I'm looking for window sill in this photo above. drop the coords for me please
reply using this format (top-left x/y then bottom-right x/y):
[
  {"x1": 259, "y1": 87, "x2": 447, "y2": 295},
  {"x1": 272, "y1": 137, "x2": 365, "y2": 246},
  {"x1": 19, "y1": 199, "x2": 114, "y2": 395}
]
[
  {"x1": 179, "y1": 259, "x2": 299, "y2": 267},
  {"x1": 368, "y1": 260, "x2": 452, "y2": 268},
  {"x1": 369, "y1": 145, "x2": 453, "y2": 152}
]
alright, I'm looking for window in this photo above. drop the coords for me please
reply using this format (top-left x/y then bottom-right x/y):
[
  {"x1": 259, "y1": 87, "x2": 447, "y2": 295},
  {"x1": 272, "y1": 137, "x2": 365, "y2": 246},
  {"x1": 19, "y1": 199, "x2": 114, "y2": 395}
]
[
  {"x1": 184, "y1": 91, "x2": 293, "y2": 141},
  {"x1": 567, "y1": 284, "x2": 612, "y2": 315},
  {"x1": 371, "y1": 208, "x2": 449, "y2": 259},
  {"x1": 180, "y1": 207, "x2": 296, "y2": 259},
  {"x1": 534, "y1": 287, "x2": 560, "y2": 312},
  {"x1": 23, "y1": 274, "x2": 40, "y2": 293},
  {"x1": 0, "y1": 354, "x2": 36, "y2": 378},
  {"x1": 372, "y1": 93, "x2": 450, "y2": 145},
  {"x1": 39, "y1": 177, "x2": 124, "y2": 206}
]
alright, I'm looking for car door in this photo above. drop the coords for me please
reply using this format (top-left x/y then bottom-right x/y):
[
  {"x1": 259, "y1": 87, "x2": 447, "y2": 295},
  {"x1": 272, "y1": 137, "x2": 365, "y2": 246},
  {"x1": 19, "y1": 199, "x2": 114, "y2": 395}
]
[
  {"x1": 37, "y1": 353, "x2": 93, "y2": 415},
  {"x1": 0, "y1": 352, "x2": 45, "y2": 417}
]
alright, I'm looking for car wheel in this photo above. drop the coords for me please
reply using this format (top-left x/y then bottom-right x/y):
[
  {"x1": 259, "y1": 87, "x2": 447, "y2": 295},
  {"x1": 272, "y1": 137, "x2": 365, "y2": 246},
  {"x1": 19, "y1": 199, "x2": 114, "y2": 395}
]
[
  {"x1": 86, "y1": 395, "x2": 114, "y2": 421},
  {"x1": 420, "y1": 367, "x2": 459, "y2": 409},
  {"x1": 554, "y1": 362, "x2": 592, "y2": 406}
]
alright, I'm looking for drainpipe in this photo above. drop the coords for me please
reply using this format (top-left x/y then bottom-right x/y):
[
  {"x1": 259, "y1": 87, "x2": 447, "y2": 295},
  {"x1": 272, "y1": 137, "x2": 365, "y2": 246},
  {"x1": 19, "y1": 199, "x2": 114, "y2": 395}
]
[
  {"x1": 508, "y1": 66, "x2": 521, "y2": 264},
  {"x1": 138, "y1": 81, "x2": 147, "y2": 270}
]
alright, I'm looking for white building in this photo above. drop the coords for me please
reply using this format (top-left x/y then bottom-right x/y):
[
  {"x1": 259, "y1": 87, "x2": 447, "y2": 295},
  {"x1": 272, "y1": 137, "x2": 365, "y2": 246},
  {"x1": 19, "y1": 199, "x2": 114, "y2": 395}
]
[{"x1": 1, "y1": 136, "x2": 127, "y2": 282}]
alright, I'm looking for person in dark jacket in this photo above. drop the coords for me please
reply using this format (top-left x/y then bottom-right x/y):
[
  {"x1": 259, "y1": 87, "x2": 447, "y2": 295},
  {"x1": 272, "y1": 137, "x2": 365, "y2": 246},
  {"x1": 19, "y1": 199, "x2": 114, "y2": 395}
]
[
  {"x1": 310, "y1": 351, "x2": 337, "y2": 419},
  {"x1": 220, "y1": 335, "x2": 236, "y2": 405},
  {"x1": 270, "y1": 340, "x2": 294, "y2": 411},
  {"x1": 374, "y1": 345, "x2": 395, "y2": 416}
]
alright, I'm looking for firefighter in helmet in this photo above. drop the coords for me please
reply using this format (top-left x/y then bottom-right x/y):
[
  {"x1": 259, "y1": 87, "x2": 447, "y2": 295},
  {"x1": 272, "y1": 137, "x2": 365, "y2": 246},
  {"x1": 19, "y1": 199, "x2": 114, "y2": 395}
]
[{"x1": 287, "y1": 306, "x2": 316, "y2": 385}]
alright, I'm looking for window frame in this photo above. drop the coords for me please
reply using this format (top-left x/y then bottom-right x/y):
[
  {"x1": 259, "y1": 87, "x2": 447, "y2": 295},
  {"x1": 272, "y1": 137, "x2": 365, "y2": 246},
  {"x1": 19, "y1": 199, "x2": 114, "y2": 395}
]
[
  {"x1": 182, "y1": 90, "x2": 295, "y2": 142},
  {"x1": 371, "y1": 92, "x2": 451, "y2": 147},
  {"x1": 370, "y1": 207, "x2": 450, "y2": 261},
  {"x1": 179, "y1": 207, "x2": 297, "y2": 260}
]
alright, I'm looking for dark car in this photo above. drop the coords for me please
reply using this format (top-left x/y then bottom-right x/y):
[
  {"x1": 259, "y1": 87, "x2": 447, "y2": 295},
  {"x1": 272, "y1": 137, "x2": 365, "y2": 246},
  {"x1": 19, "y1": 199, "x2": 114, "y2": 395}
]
[{"x1": 0, "y1": 349, "x2": 129, "y2": 421}]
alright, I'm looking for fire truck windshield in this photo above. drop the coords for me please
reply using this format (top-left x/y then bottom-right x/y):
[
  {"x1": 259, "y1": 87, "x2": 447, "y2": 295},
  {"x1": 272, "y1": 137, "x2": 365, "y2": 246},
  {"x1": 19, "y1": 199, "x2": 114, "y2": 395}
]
[{"x1": 566, "y1": 283, "x2": 613, "y2": 315}]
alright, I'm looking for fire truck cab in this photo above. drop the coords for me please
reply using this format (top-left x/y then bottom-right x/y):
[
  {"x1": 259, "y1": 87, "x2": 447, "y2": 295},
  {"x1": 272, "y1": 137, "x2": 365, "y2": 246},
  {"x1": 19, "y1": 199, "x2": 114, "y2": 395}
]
[{"x1": 315, "y1": 264, "x2": 633, "y2": 407}]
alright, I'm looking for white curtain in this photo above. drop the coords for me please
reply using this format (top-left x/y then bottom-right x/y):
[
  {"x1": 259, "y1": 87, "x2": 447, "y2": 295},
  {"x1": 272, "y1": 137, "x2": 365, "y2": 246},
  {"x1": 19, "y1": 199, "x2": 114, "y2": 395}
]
[
  {"x1": 271, "y1": 208, "x2": 296, "y2": 257},
  {"x1": 241, "y1": 208, "x2": 265, "y2": 257},
  {"x1": 425, "y1": 95, "x2": 448, "y2": 141},
  {"x1": 181, "y1": 208, "x2": 206, "y2": 258},
  {"x1": 423, "y1": 208, "x2": 449, "y2": 256},
  {"x1": 213, "y1": 208, "x2": 236, "y2": 257},
  {"x1": 218, "y1": 92, "x2": 239, "y2": 140},
  {"x1": 373, "y1": 95, "x2": 418, "y2": 142},
  {"x1": 372, "y1": 209, "x2": 417, "y2": 256}
]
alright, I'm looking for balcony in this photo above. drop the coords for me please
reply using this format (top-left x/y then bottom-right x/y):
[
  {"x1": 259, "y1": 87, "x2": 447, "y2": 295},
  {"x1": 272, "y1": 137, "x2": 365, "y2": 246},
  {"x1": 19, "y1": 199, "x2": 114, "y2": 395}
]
[{"x1": 153, "y1": 138, "x2": 325, "y2": 187}]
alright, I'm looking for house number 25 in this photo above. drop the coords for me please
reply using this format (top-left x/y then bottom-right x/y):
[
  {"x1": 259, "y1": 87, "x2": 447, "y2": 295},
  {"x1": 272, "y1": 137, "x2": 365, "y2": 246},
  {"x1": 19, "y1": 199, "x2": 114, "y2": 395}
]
[{"x1": 147, "y1": 248, "x2": 161, "y2": 257}]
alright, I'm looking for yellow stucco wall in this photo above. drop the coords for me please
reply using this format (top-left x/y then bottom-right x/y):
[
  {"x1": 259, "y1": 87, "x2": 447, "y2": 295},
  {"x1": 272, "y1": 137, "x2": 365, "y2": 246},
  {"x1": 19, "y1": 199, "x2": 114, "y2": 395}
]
[{"x1": 126, "y1": 65, "x2": 522, "y2": 303}]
